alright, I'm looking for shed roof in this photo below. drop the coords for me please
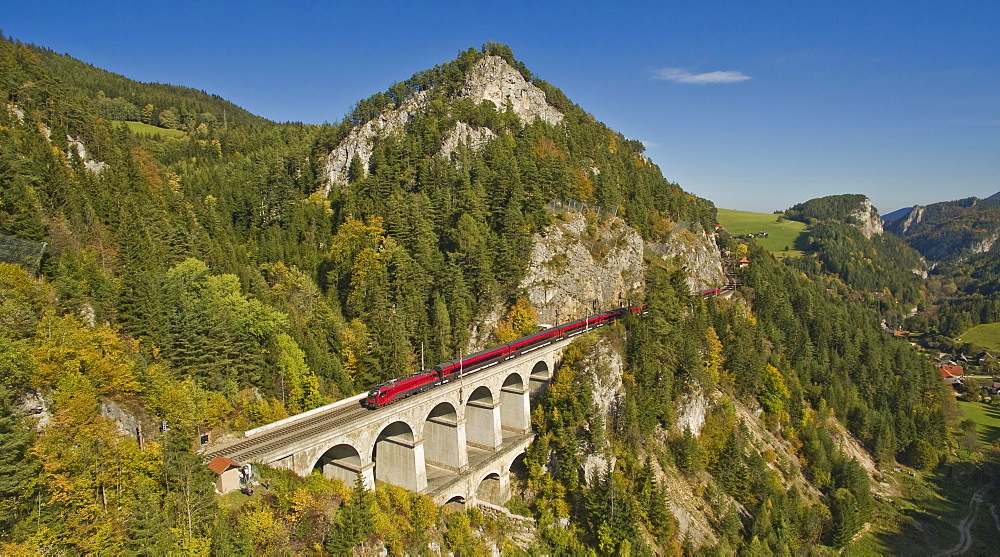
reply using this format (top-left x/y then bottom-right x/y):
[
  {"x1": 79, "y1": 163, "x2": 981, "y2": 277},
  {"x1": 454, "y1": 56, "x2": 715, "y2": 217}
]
[{"x1": 208, "y1": 456, "x2": 241, "y2": 475}]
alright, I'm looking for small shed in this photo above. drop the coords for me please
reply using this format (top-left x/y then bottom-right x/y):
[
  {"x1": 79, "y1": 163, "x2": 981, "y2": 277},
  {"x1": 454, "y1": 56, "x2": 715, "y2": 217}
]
[
  {"x1": 739, "y1": 258, "x2": 750, "y2": 269},
  {"x1": 208, "y1": 456, "x2": 242, "y2": 495}
]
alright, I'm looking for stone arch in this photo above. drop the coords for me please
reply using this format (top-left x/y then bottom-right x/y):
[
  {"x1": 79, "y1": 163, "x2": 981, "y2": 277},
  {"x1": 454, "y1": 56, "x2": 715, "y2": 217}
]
[
  {"x1": 465, "y1": 385, "x2": 500, "y2": 452},
  {"x1": 424, "y1": 402, "x2": 466, "y2": 473},
  {"x1": 509, "y1": 451, "x2": 528, "y2": 479},
  {"x1": 477, "y1": 471, "x2": 506, "y2": 505},
  {"x1": 314, "y1": 443, "x2": 364, "y2": 486},
  {"x1": 500, "y1": 373, "x2": 530, "y2": 434},
  {"x1": 529, "y1": 360, "x2": 551, "y2": 395},
  {"x1": 443, "y1": 494, "x2": 467, "y2": 512},
  {"x1": 373, "y1": 421, "x2": 426, "y2": 492}
]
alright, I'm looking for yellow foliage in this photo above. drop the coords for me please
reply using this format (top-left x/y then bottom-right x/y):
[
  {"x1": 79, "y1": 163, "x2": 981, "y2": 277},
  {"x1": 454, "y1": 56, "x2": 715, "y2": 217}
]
[
  {"x1": 496, "y1": 297, "x2": 538, "y2": 343},
  {"x1": 243, "y1": 505, "x2": 277, "y2": 546},
  {"x1": 32, "y1": 315, "x2": 142, "y2": 396},
  {"x1": 341, "y1": 318, "x2": 370, "y2": 384},
  {"x1": 530, "y1": 136, "x2": 565, "y2": 160},
  {"x1": 573, "y1": 167, "x2": 595, "y2": 201}
]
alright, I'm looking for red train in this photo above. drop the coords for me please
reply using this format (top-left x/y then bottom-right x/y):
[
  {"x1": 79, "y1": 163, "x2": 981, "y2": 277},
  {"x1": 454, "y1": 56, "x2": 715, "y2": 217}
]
[{"x1": 361, "y1": 305, "x2": 645, "y2": 409}]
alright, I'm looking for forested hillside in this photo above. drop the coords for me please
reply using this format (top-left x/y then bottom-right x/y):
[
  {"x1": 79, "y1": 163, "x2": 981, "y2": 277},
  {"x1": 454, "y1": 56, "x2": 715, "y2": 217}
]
[
  {"x1": 0, "y1": 34, "x2": 965, "y2": 554},
  {"x1": 885, "y1": 195, "x2": 1000, "y2": 262},
  {"x1": 882, "y1": 193, "x2": 1000, "y2": 350}
]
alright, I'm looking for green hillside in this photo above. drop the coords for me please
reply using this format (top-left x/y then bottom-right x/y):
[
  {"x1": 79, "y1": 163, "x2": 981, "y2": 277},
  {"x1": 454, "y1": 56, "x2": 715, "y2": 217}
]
[
  {"x1": 716, "y1": 208, "x2": 809, "y2": 258},
  {"x1": 960, "y1": 322, "x2": 1000, "y2": 352},
  {"x1": 114, "y1": 120, "x2": 187, "y2": 138}
]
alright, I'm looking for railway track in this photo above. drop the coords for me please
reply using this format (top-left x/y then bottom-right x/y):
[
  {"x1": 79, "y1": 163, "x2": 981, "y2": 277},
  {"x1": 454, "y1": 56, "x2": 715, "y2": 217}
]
[
  {"x1": 204, "y1": 358, "x2": 508, "y2": 463},
  {"x1": 205, "y1": 402, "x2": 370, "y2": 462}
]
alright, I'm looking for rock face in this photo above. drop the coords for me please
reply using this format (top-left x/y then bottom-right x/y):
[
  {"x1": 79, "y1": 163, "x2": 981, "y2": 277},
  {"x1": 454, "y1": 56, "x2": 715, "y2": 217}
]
[
  {"x1": 458, "y1": 56, "x2": 563, "y2": 126},
  {"x1": 850, "y1": 197, "x2": 884, "y2": 238},
  {"x1": 437, "y1": 121, "x2": 497, "y2": 160},
  {"x1": 647, "y1": 224, "x2": 726, "y2": 293},
  {"x1": 510, "y1": 213, "x2": 725, "y2": 329},
  {"x1": 898, "y1": 205, "x2": 925, "y2": 234},
  {"x1": 322, "y1": 90, "x2": 430, "y2": 193},
  {"x1": 519, "y1": 213, "x2": 645, "y2": 326},
  {"x1": 322, "y1": 55, "x2": 562, "y2": 194},
  {"x1": 67, "y1": 136, "x2": 108, "y2": 173}
]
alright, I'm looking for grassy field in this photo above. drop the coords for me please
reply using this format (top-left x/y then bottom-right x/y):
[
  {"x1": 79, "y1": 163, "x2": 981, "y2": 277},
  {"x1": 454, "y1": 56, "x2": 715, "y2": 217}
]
[
  {"x1": 113, "y1": 120, "x2": 187, "y2": 138},
  {"x1": 960, "y1": 322, "x2": 1000, "y2": 352},
  {"x1": 716, "y1": 208, "x2": 810, "y2": 258},
  {"x1": 960, "y1": 400, "x2": 1000, "y2": 446}
]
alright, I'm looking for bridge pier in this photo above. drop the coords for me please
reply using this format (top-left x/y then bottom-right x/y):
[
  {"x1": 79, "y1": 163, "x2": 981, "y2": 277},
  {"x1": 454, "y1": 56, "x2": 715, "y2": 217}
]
[
  {"x1": 425, "y1": 416, "x2": 468, "y2": 472},
  {"x1": 466, "y1": 399, "x2": 502, "y2": 450},
  {"x1": 500, "y1": 385, "x2": 530, "y2": 434},
  {"x1": 375, "y1": 437, "x2": 427, "y2": 492}
]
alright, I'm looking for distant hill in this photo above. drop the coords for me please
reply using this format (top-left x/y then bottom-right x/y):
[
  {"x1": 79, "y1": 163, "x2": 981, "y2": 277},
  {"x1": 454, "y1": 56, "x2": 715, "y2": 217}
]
[
  {"x1": 22, "y1": 40, "x2": 271, "y2": 130},
  {"x1": 881, "y1": 206, "x2": 913, "y2": 223},
  {"x1": 884, "y1": 195, "x2": 1000, "y2": 262},
  {"x1": 988, "y1": 190, "x2": 1000, "y2": 201}
]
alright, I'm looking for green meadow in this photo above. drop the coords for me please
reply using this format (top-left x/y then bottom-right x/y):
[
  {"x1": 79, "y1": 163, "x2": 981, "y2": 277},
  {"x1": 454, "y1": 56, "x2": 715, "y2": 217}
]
[
  {"x1": 959, "y1": 322, "x2": 1000, "y2": 352},
  {"x1": 716, "y1": 208, "x2": 810, "y2": 258},
  {"x1": 113, "y1": 120, "x2": 187, "y2": 138}
]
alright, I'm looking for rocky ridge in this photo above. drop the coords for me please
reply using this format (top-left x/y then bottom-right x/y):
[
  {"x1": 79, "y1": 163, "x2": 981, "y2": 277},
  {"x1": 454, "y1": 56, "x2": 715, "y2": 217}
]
[
  {"x1": 322, "y1": 90, "x2": 431, "y2": 193},
  {"x1": 323, "y1": 55, "x2": 562, "y2": 193}
]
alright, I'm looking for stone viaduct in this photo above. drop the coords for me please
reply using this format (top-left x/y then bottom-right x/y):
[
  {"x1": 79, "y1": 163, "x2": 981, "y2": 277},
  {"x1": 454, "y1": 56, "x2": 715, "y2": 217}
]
[{"x1": 205, "y1": 333, "x2": 585, "y2": 506}]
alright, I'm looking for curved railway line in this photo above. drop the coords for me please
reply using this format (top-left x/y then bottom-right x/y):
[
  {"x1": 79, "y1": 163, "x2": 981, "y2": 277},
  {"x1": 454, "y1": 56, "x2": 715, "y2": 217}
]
[{"x1": 204, "y1": 286, "x2": 737, "y2": 467}]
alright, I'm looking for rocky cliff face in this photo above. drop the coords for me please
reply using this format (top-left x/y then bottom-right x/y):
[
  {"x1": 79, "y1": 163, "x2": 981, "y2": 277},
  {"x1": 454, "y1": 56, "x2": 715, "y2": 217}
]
[
  {"x1": 457, "y1": 56, "x2": 563, "y2": 126},
  {"x1": 322, "y1": 90, "x2": 430, "y2": 193},
  {"x1": 850, "y1": 197, "x2": 884, "y2": 238},
  {"x1": 898, "y1": 205, "x2": 925, "y2": 234},
  {"x1": 488, "y1": 212, "x2": 724, "y2": 332},
  {"x1": 437, "y1": 121, "x2": 497, "y2": 160},
  {"x1": 518, "y1": 213, "x2": 645, "y2": 326},
  {"x1": 322, "y1": 56, "x2": 562, "y2": 193},
  {"x1": 647, "y1": 223, "x2": 726, "y2": 293}
]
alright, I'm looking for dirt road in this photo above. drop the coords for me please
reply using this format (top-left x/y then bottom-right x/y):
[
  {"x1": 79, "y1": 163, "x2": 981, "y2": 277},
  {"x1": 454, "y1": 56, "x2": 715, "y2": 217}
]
[{"x1": 935, "y1": 489, "x2": 984, "y2": 556}]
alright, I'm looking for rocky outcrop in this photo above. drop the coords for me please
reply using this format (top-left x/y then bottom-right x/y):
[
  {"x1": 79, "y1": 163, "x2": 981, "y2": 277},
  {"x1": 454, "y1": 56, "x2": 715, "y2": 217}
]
[
  {"x1": 67, "y1": 136, "x2": 108, "y2": 173},
  {"x1": 898, "y1": 205, "x2": 925, "y2": 234},
  {"x1": 519, "y1": 213, "x2": 645, "y2": 326},
  {"x1": 322, "y1": 90, "x2": 430, "y2": 193},
  {"x1": 648, "y1": 223, "x2": 726, "y2": 293},
  {"x1": 971, "y1": 232, "x2": 998, "y2": 255},
  {"x1": 323, "y1": 56, "x2": 564, "y2": 194},
  {"x1": 438, "y1": 121, "x2": 496, "y2": 160},
  {"x1": 458, "y1": 56, "x2": 563, "y2": 126},
  {"x1": 850, "y1": 197, "x2": 884, "y2": 238}
]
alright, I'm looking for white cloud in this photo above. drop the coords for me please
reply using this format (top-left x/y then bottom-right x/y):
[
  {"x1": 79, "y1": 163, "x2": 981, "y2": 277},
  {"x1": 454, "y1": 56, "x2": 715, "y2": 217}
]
[{"x1": 655, "y1": 68, "x2": 752, "y2": 84}]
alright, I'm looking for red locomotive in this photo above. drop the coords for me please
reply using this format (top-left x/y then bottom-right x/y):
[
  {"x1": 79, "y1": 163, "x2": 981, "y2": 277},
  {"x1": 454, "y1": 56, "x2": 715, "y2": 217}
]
[{"x1": 361, "y1": 305, "x2": 644, "y2": 409}]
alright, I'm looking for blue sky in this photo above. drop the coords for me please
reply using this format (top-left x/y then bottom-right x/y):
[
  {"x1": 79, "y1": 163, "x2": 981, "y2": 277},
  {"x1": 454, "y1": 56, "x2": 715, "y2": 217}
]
[{"x1": 5, "y1": 1, "x2": 999, "y2": 214}]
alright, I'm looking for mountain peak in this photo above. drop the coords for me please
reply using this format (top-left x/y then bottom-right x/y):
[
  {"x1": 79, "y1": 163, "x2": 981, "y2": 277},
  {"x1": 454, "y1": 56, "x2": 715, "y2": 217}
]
[
  {"x1": 460, "y1": 55, "x2": 563, "y2": 126},
  {"x1": 323, "y1": 50, "x2": 563, "y2": 192}
]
